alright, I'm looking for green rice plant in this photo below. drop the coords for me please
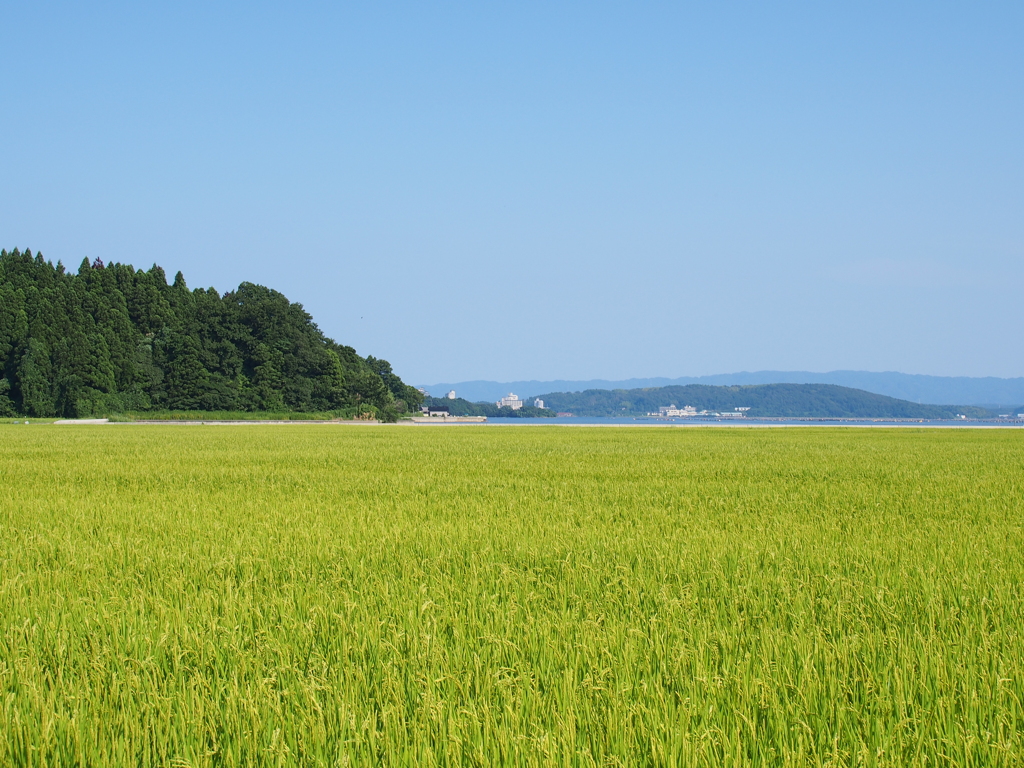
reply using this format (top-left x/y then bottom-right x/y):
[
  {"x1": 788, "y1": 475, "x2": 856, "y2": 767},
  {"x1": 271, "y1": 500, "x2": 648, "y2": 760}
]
[{"x1": 0, "y1": 426, "x2": 1022, "y2": 766}]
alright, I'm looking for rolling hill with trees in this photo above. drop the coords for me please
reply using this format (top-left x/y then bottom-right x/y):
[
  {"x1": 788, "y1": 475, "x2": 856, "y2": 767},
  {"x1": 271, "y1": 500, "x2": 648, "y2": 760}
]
[
  {"x1": 421, "y1": 395, "x2": 555, "y2": 418},
  {"x1": 533, "y1": 383, "x2": 992, "y2": 419},
  {"x1": 0, "y1": 248, "x2": 422, "y2": 420},
  {"x1": 421, "y1": 372, "x2": 1024, "y2": 407}
]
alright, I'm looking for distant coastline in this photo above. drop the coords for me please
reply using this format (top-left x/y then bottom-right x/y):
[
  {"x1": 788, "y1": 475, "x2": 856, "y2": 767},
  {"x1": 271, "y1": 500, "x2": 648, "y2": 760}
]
[
  {"x1": 418, "y1": 382, "x2": 1022, "y2": 421},
  {"x1": 421, "y1": 370, "x2": 1024, "y2": 408}
]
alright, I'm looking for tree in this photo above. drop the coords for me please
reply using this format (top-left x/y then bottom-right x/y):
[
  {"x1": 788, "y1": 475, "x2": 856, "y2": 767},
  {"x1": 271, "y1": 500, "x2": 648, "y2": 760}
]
[
  {"x1": 18, "y1": 338, "x2": 55, "y2": 416},
  {"x1": 157, "y1": 330, "x2": 211, "y2": 411},
  {"x1": 0, "y1": 377, "x2": 15, "y2": 416}
]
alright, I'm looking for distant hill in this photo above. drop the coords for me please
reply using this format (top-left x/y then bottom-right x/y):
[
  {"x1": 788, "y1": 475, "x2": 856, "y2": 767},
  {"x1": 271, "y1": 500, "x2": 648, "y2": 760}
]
[
  {"x1": 421, "y1": 371, "x2": 1024, "y2": 407},
  {"x1": 422, "y1": 396, "x2": 554, "y2": 418},
  {"x1": 0, "y1": 248, "x2": 423, "y2": 419},
  {"x1": 531, "y1": 383, "x2": 990, "y2": 419}
]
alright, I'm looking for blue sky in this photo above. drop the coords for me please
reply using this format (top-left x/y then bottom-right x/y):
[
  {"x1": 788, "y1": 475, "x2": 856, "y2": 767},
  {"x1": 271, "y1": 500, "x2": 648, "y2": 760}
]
[{"x1": 3, "y1": 2, "x2": 1022, "y2": 382}]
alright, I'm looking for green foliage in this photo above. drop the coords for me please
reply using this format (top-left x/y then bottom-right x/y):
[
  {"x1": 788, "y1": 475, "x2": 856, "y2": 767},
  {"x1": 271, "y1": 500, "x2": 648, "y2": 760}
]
[
  {"x1": 0, "y1": 248, "x2": 417, "y2": 417},
  {"x1": 424, "y1": 395, "x2": 556, "y2": 418},
  {"x1": 536, "y1": 383, "x2": 989, "y2": 418},
  {"x1": 0, "y1": 376, "x2": 15, "y2": 416},
  {"x1": 107, "y1": 410, "x2": 352, "y2": 422},
  {"x1": 367, "y1": 355, "x2": 424, "y2": 415},
  {"x1": 1, "y1": 426, "x2": 1023, "y2": 764},
  {"x1": 18, "y1": 337, "x2": 55, "y2": 416}
]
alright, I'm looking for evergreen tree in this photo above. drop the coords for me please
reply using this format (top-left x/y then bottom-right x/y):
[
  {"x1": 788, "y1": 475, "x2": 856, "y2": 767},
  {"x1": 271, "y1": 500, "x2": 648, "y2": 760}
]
[
  {"x1": 18, "y1": 338, "x2": 55, "y2": 416},
  {"x1": 0, "y1": 376, "x2": 15, "y2": 416}
]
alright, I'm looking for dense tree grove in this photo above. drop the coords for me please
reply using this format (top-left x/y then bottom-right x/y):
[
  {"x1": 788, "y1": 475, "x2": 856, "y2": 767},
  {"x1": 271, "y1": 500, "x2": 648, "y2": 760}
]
[{"x1": 0, "y1": 249, "x2": 422, "y2": 419}]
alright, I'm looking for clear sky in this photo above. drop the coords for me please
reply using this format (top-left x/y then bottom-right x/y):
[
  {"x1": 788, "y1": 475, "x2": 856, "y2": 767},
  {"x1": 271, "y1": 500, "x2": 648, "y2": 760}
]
[{"x1": 3, "y1": 2, "x2": 1022, "y2": 383}]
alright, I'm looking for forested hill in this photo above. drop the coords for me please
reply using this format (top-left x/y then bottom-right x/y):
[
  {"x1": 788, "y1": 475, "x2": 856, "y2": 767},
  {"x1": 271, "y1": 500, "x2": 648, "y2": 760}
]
[
  {"x1": 0, "y1": 249, "x2": 423, "y2": 419},
  {"x1": 422, "y1": 395, "x2": 555, "y2": 418},
  {"x1": 535, "y1": 383, "x2": 988, "y2": 419}
]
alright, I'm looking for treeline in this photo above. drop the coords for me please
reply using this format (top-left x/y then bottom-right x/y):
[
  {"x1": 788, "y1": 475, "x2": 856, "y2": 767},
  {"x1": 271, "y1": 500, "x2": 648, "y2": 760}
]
[
  {"x1": 534, "y1": 383, "x2": 993, "y2": 419},
  {"x1": 0, "y1": 249, "x2": 423, "y2": 419},
  {"x1": 423, "y1": 396, "x2": 556, "y2": 418}
]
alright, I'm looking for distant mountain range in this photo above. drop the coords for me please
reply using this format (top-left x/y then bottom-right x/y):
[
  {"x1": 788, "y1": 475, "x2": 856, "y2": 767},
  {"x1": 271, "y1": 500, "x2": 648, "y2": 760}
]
[{"x1": 420, "y1": 371, "x2": 1024, "y2": 407}]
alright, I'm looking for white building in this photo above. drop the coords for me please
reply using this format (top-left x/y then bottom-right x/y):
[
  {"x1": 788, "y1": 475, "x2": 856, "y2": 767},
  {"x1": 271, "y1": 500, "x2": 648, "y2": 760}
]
[
  {"x1": 497, "y1": 393, "x2": 524, "y2": 410},
  {"x1": 656, "y1": 404, "x2": 697, "y2": 417},
  {"x1": 446, "y1": 390, "x2": 456, "y2": 400},
  {"x1": 534, "y1": 398, "x2": 545, "y2": 409}
]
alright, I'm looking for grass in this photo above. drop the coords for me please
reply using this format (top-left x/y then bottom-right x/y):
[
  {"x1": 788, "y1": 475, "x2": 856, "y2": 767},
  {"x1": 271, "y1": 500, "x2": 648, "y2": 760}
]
[{"x1": 1, "y1": 425, "x2": 1022, "y2": 766}]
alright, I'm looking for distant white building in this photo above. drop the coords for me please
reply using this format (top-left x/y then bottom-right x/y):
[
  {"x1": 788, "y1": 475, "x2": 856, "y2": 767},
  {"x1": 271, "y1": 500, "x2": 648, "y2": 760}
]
[
  {"x1": 497, "y1": 393, "x2": 524, "y2": 410},
  {"x1": 534, "y1": 398, "x2": 545, "y2": 409},
  {"x1": 656, "y1": 404, "x2": 697, "y2": 417},
  {"x1": 446, "y1": 390, "x2": 456, "y2": 400}
]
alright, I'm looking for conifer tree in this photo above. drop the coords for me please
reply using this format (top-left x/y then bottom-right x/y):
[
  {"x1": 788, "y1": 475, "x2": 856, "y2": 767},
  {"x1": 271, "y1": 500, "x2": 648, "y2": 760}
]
[{"x1": 18, "y1": 338, "x2": 55, "y2": 416}]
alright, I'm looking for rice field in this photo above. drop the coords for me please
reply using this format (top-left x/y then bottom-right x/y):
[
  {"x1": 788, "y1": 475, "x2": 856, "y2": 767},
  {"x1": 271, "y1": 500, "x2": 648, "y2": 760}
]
[{"x1": 1, "y1": 425, "x2": 1022, "y2": 767}]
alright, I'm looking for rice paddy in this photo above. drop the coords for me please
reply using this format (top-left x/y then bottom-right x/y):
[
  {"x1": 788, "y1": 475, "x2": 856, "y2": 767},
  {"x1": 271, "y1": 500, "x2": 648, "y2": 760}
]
[{"x1": 1, "y1": 425, "x2": 1022, "y2": 766}]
